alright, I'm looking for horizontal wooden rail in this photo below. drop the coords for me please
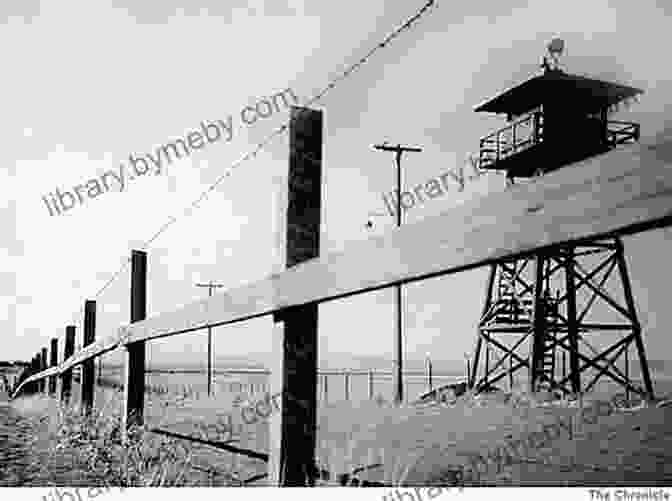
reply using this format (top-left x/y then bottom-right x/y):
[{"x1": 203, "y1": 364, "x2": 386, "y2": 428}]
[
  {"x1": 13, "y1": 129, "x2": 672, "y2": 398},
  {"x1": 118, "y1": 130, "x2": 672, "y2": 341},
  {"x1": 14, "y1": 335, "x2": 118, "y2": 393}
]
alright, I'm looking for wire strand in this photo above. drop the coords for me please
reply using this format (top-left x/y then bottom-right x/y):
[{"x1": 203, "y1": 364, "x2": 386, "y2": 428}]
[{"x1": 52, "y1": 0, "x2": 439, "y2": 343}]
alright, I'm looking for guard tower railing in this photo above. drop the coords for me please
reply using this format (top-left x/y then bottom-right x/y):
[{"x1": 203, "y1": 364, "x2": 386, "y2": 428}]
[
  {"x1": 479, "y1": 112, "x2": 640, "y2": 169},
  {"x1": 606, "y1": 120, "x2": 640, "y2": 146},
  {"x1": 479, "y1": 111, "x2": 544, "y2": 169}
]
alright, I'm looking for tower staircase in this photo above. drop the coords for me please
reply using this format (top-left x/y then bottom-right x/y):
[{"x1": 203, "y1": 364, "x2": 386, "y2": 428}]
[{"x1": 535, "y1": 292, "x2": 560, "y2": 392}]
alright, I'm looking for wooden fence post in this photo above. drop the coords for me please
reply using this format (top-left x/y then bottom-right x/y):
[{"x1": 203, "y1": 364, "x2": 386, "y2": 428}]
[
  {"x1": 324, "y1": 374, "x2": 328, "y2": 404},
  {"x1": 345, "y1": 371, "x2": 350, "y2": 401},
  {"x1": 82, "y1": 300, "x2": 96, "y2": 414},
  {"x1": 49, "y1": 338, "x2": 58, "y2": 395},
  {"x1": 269, "y1": 106, "x2": 323, "y2": 486},
  {"x1": 30, "y1": 355, "x2": 39, "y2": 394},
  {"x1": 122, "y1": 250, "x2": 147, "y2": 433},
  {"x1": 33, "y1": 354, "x2": 39, "y2": 394},
  {"x1": 369, "y1": 370, "x2": 374, "y2": 400},
  {"x1": 61, "y1": 326, "x2": 76, "y2": 403},
  {"x1": 40, "y1": 347, "x2": 48, "y2": 394},
  {"x1": 509, "y1": 354, "x2": 514, "y2": 392}
]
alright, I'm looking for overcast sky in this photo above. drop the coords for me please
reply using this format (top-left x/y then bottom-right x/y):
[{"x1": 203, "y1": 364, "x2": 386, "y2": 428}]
[{"x1": 2, "y1": 0, "x2": 672, "y2": 372}]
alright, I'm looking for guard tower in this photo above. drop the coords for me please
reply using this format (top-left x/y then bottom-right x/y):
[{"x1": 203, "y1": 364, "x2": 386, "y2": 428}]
[{"x1": 468, "y1": 40, "x2": 655, "y2": 401}]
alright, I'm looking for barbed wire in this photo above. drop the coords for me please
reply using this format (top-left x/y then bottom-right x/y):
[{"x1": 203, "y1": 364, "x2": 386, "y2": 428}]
[{"x1": 59, "y1": 0, "x2": 438, "y2": 334}]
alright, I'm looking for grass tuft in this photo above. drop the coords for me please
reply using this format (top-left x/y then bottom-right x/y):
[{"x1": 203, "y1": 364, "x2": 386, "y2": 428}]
[{"x1": 32, "y1": 392, "x2": 209, "y2": 486}]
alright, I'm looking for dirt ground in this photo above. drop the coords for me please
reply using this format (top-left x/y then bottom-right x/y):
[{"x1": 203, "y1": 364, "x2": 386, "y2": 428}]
[{"x1": 7, "y1": 377, "x2": 672, "y2": 486}]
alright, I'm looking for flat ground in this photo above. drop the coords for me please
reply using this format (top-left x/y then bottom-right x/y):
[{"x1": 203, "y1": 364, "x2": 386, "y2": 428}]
[
  {"x1": 7, "y1": 377, "x2": 672, "y2": 486},
  {"x1": 137, "y1": 377, "x2": 672, "y2": 486}
]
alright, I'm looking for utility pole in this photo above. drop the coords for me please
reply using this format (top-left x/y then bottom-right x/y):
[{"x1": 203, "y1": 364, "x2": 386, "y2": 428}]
[
  {"x1": 426, "y1": 352, "x2": 433, "y2": 393},
  {"x1": 196, "y1": 281, "x2": 225, "y2": 397},
  {"x1": 372, "y1": 143, "x2": 422, "y2": 405}
]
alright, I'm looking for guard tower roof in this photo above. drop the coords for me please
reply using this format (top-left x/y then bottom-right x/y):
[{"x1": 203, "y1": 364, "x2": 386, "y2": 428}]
[{"x1": 474, "y1": 69, "x2": 643, "y2": 117}]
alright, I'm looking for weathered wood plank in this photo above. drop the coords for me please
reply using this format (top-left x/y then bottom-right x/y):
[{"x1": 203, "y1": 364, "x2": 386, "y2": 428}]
[
  {"x1": 49, "y1": 338, "x2": 58, "y2": 395},
  {"x1": 81, "y1": 300, "x2": 97, "y2": 413},
  {"x1": 120, "y1": 130, "x2": 672, "y2": 344},
  {"x1": 122, "y1": 250, "x2": 147, "y2": 431},
  {"x1": 40, "y1": 348, "x2": 47, "y2": 393},
  {"x1": 61, "y1": 325, "x2": 76, "y2": 402},
  {"x1": 13, "y1": 333, "x2": 116, "y2": 395},
  {"x1": 268, "y1": 106, "x2": 322, "y2": 486}
]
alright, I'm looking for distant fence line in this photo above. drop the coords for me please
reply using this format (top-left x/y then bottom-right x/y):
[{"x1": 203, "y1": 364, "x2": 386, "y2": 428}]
[{"x1": 87, "y1": 366, "x2": 464, "y2": 403}]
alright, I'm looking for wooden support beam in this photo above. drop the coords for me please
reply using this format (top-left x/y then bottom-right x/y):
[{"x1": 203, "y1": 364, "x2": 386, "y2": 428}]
[
  {"x1": 82, "y1": 300, "x2": 96, "y2": 414},
  {"x1": 269, "y1": 106, "x2": 322, "y2": 486},
  {"x1": 471, "y1": 265, "x2": 496, "y2": 388},
  {"x1": 484, "y1": 339, "x2": 490, "y2": 388},
  {"x1": 61, "y1": 326, "x2": 76, "y2": 403},
  {"x1": 583, "y1": 340, "x2": 630, "y2": 393},
  {"x1": 508, "y1": 354, "x2": 513, "y2": 391},
  {"x1": 30, "y1": 355, "x2": 37, "y2": 394},
  {"x1": 625, "y1": 345, "x2": 630, "y2": 402},
  {"x1": 271, "y1": 305, "x2": 319, "y2": 485},
  {"x1": 26, "y1": 356, "x2": 34, "y2": 394},
  {"x1": 394, "y1": 283, "x2": 403, "y2": 404},
  {"x1": 565, "y1": 247, "x2": 581, "y2": 393},
  {"x1": 369, "y1": 370, "x2": 374, "y2": 400},
  {"x1": 345, "y1": 371, "x2": 350, "y2": 401},
  {"x1": 122, "y1": 250, "x2": 147, "y2": 432},
  {"x1": 324, "y1": 374, "x2": 328, "y2": 403},
  {"x1": 529, "y1": 253, "x2": 546, "y2": 392},
  {"x1": 49, "y1": 338, "x2": 58, "y2": 395},
  {"x1": 40, "y1": 347, "x2": 47, "y2": 393},
  {"x1": 614, "y1": 237, "x2": 655, "y2": 400},
  {"x1": 481, "y1": 332, "x2": 529, "y2": 381},
  {"x1": 555, "y1": 334, "x2": 642, "y2": 395}
]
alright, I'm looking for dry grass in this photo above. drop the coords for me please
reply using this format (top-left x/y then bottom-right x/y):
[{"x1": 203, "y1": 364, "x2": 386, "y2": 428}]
[
  {"x1": 15, "y1": 375, "x2": 671, "y2": 487},
  {"x1": 19, "y1": 391, "x2": 245, "y2": 486}
]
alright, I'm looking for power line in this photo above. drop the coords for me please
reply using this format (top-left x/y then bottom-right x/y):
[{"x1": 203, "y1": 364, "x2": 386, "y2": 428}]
[
  {"x1": 51, "y1": 0, "x2": 439, "y2": 345},
  {"x1": 137, "y1": 0, "x2": 437, "y2": 251}
]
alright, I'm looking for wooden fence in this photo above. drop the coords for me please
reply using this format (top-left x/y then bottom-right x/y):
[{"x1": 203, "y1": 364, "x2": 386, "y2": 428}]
[{"x1": 11, "y1": 107, "x2": 672, "y2": 485}]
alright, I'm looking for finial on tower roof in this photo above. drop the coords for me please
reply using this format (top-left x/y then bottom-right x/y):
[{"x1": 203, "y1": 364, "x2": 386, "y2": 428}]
[{"x1": 541, "y1": 37, "x2": 565, "y2": 73}]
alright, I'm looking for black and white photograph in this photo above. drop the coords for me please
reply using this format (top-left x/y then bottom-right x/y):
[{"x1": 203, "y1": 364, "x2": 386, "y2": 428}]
[{"x1": 1, "y1": 0, "x2": 672, "y2": 498}]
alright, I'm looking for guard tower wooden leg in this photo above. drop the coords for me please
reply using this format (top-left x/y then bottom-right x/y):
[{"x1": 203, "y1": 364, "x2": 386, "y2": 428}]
[
  {"x1": 469, "y1": 264, "x2": 496, "y2": 389},
  {"x1": 564, "y1": 246, "x2": 581, "y2": 394},
  {"x1": 473, "y1": 239, "x2": 654, "y2": 400},
  {"x1": 614, "y1": 237, "x2": 654, "y2": 401},
  {"x1": 471, "y1": 48, "x2": 649, "y2": 399},
  {"x1": 529, "y1": 253, "x2": 547, "y2": 393}
]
